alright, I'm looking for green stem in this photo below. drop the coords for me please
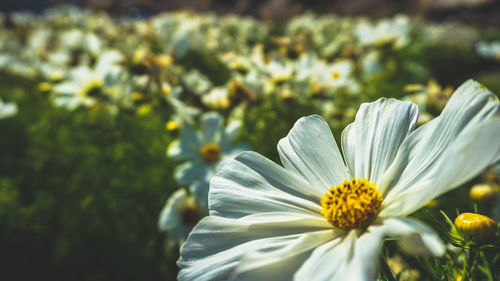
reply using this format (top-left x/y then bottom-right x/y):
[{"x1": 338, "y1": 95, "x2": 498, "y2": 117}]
[
  {"x1": 466, "y1": 246, "x2": 478, "y2": 280},
  {"x1": 380, "y1": 256, "x2": 397, "y2": 281},
  {"x1": 479, "y1": 250, "x2": 494, "y2": 281}
]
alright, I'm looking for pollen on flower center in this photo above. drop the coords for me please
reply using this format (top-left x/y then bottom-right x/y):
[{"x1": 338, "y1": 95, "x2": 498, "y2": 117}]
[
  {"x1": 181, "y1": 197, "x2": 201, "y2": 226},
  {"x1": 321, "y1": 178, "x2": 383, "y2": 230},
  {"x1": 331, "y1": 71, "x2": 341, "y2": 80},
  {"x1": 83, "y1": 81, "x2": 103, "y2": 97},
  {"x1": 200, "y1": 143, "x2": 221, "y2": 163}
]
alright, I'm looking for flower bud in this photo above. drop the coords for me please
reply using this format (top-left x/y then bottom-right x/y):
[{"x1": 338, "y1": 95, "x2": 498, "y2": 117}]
[
  {"x1": 166, "y1": 121, "x2": 180, "y2": 132},
  {"x1": 454, "y1": 213, "x2": 497, "y2": 242},
  {"x1": 469, "y1": 184, "x2": 496, "y2": 202}
]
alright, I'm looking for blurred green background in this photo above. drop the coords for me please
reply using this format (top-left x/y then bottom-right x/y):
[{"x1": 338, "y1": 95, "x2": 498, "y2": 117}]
[{"x1": 0, "y1": 73, "x2": 179, "y2": 280}]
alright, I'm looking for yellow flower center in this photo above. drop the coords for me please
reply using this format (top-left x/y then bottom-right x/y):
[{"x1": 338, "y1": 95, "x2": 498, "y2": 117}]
[
  {"x1": 331, "y1": 71, "x2": 341, "y2": 80},
  {"x1": 181, "y1": 196, "x2": 201, "y2": 226},
  {"x1": 162, "y1": 85, "x2": 171, "y2": 96},
  {"x1": 83, "y1": 81, "x2": 103, "y2": 97},
  {"x1": 321, "y1": 178, "x2": 383, "y2": 230},
  {"x1": 200, "y1": 143, "x2": 221, "y2": 163}
]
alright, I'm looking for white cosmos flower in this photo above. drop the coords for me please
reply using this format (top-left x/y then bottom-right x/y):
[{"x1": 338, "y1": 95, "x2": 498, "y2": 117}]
[
  {"x1": 312, "y1": 59, "x2": 355, "y2": 91},
  {"x1": 168, "y1": 112, "x2": 249, "y2": 208},
  {"x1": 158, "y1": 188, "x2": 203, "y2": 251},
  {"x1": 356, "y1": 15, "x2": 410, "y2": 49},
  {"x1": 52, "y1": 50, "x2": 123, "y2": 110},
  {"x1": 177, "y1": 80, "x2": 500, "y2": 281}
]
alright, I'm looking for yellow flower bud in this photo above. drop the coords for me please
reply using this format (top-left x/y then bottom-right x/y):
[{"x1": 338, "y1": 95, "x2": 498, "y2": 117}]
[
  {"x1": 131, "y1": 92, "x2": 144, "y2": 101},
  {"x1": 38, "y1": 82, "x2": 52, "y2": 92},
  {"x1": 454, "y1": 213, "x2": 497, "y2": 242},
  {"x1": 426, "y1": 199, "x2": 438, "y2": 208},
  {"x1": 469, "y1": 184, "x2": 496, "y2": 202},
  {"x1": 49, "y1": 72, "x2": 64, "y2": 82},
  {"x1": 165, "y1": 121, "x2": 180, "y2": 132},
  {"x1": 162, "y1": 84, "x2": 171, "y2": 96},
  {"x1": 137, "y1": 104, "x2": 152, "y2": 116},
  {"x1": 154, "y1": 55, "x2": 172, "y2": 67}
]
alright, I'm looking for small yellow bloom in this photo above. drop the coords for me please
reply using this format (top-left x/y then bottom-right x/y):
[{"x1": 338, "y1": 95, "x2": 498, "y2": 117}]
[
  {"x1": 454, "y1": 213, "x2": 497, "y2": 242},
  {"x1": 426, "y1": 199, "x2": 438, "y2": 208},
  {"x1": 166, "y1": 121, "x2": 180, "y2": 132},
  {"x1": 280, "y1": 89, "x2": 294, "y2": 100},
  {"x1": 137, "y1": 104, "x2": 152, "y2": 116},
  {"x1": 38, "y1": 82, "x2": 52, "y2": 92},
  {"x1": 49, "y1": 72, "x2": 64, "y2": 82},
  {"x1": 133, "y1": 49, "x2": 148, "y2": 64},
  {"x1": 154, "y1": 55, "x2": 172, "y2": 67},
  {"x1": 469, "y1": 184, "x2": 496, "y2": 202},
  {"x1": 131, "y1": 92, "x2": 145, "y2": 101},
  {"x1": 162, "y1": 84, "x2": 172, "y2": 96},
  {"x1": 404, "y1": 83, "x2": 424, "y2": 92}
]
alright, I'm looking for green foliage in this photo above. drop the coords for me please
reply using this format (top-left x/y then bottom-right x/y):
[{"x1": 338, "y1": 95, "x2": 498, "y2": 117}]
[{"x1": 0, "y1": 73, "x2": 178, "y2": 281}]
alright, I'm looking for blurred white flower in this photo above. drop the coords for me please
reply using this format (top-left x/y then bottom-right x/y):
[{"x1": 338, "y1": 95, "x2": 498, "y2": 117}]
[
  {"x1": 202, "y1": 87, "x2": 231, "y2": 109},
  {"x1": 158, "y1": 188, "x2": 203, "y2": 251},
  {"x1": 476, "y1": 41, "x2": 500, "y2": 61},
  {"x1": 178, "y1": 80, "x2": 500, "y2": 281},
  {"x1": 314, "y1": 59, "x2": 354, "y2": 89},
  {"x1": 167, "y1": 112, "x2": 249, "y2": 208},
  {"x1": 52, "y1": 50, "x2": 123, "y2": 110},
  {"x1": 356, "y1": 15, "x2": 410, "y2": 49},
  {"x1": 0, "y1": 98, "x2": 18, "y2": 119},
  {"x1": 182, "y1": 69, "x2": 212, "y2": 95},
  {"x1": 360, "y1": 50, "x2": 381, "y2": 78}
]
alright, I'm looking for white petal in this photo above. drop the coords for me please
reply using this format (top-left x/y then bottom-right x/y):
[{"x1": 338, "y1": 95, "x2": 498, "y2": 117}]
[
  {"x1": 166, "y1": 139, "x2": 182, "y2": 158},
  {"x1": 0, "y1": 102, "x2": 17, "y2": 119},
  {"x1": 293, "y1": 237, "x2": 345, "y2": 281},
  {"x1": 381, "y1": 117, "x2": 500, "y2": 216},
  {"x1": 295, "y1": 226, "x2": 386, "y2": 281},
  {"x1": 382, "y1": 217, "x2": 445, "y2": 256},
  {"x1": 278, "y1": 115, "x2": 348, "y2": 193},
  {"x1": 221, "y1": 120, "x2": 242, "y2": 148},
  {"x1": 341, "y1": 98, "x2": 418, "y2": 187},
  {"x1": 379, "y1": 80, "x2": 500, "y2": 215},
  {"x1": 209, "y1": 151, "x2": 324, "y2": 218},
  {"x1": 201, "y1": 112, "x2": 223, "y2": 142},
  {"x1": 233, "y1": 228, "x2": 340, "y2": 281},
  {"x1": 54, "y1": 82, "x2": 80, "y2": 94},
  {"x1": 175, "y1": 162, "x2": 204, "y2": 185},
  {"x1": 168, "y1": 127, "x2": 202, "y2": 161},
  {"x1": 178, "y1": 214, "x2": 337, "y2": 281},
  {"x1": 158, "y1": 189, "x2": 187, "y2": 231},
  {"x1": 189, "y1": 180, "x2": 210, "y2": 211}
]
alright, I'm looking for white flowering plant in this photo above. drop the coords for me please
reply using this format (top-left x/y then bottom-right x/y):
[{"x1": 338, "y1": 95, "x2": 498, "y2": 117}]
[{"x1": 1, "y1": 5, "x2": 500, "y2": 281}]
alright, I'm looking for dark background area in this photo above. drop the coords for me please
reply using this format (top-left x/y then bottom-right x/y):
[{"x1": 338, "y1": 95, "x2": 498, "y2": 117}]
[{"x1": 1, "y1": 0, "x2": 500, "y2": 26}]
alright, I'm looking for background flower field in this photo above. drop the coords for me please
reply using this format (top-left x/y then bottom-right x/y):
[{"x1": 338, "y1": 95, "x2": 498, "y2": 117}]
[{"x1": 1, "y1": 3, "x2": 500, "y2": 281}]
